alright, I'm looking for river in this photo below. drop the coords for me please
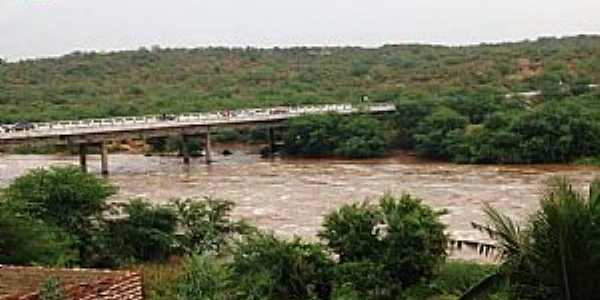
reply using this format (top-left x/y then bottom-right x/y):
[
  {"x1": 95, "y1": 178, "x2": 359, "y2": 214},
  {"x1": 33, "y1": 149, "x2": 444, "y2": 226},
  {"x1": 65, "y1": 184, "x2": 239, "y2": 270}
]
[{"x1": 1, "y1": 150, "x2": 599, "y2": 258}]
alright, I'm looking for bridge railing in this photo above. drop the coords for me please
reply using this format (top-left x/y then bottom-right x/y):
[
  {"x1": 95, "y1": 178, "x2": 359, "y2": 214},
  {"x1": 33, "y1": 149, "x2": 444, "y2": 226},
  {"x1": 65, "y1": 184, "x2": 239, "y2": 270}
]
[{"x1": 0, "y1": 103, "x2": 394, "y2": 139}]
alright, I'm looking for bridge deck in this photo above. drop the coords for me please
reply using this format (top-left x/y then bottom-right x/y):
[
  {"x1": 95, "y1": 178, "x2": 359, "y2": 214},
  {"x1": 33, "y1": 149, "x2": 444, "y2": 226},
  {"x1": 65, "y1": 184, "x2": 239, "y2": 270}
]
[{"x1": 0, "y1": 103, "x2": 395, "y2": 144}]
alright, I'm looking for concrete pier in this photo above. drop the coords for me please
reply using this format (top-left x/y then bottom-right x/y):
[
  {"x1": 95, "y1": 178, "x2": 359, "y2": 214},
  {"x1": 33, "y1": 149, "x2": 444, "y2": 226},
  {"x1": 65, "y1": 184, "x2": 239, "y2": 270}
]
[
  {"x1": 205, "y1": 128, "x2": 212, "y2": 164},
  {"x1": 100, "y1": 142, "x2": 109, "y2": 175},
  {"x1": 182, "y1": 135, "x2": 191, "y2": 165},
  {"x1": 79, "y1": 144, "x2": 87, "y2": 172}
]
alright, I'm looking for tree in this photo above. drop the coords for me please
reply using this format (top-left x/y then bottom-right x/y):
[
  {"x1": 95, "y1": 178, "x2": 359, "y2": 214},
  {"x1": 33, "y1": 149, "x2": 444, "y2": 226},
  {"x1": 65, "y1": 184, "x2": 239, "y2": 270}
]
[
  {"x1": 178, "y1": 254, "x2": 231, "y2": 300},
  {"x1": 413, "y1": 107, "x2": 469, "y2": 159},
  {"x1": 285, "y1": 114, "x2": 341, "y2": 157},
  {"x1": 108, "y1": 199, "x2": 178, "y2": 262},
  {"x1": 174, "y1": 198, "x2": 249, "y2": 254},
  {"x1": 461, "y1": 177, "x2": 600, "y2": 300},
  {"x1": 335, "y1": 116, "x2": 386, "y2": 158},
  {"x1": 2, "y1": 166, "x2": 117, "y2": 262},
  {"x1": 230, "y1": 233, "x2": 334, "y2": 300},
  {"x1": 320, "y1": 194, "x2": 448, "y2": 298},
  {"x1": 0, "y1": 209, "x2": 76, "y2": 266},
  {"x1": 285, "y1": 114, "x2": 387, "y2": 158}
]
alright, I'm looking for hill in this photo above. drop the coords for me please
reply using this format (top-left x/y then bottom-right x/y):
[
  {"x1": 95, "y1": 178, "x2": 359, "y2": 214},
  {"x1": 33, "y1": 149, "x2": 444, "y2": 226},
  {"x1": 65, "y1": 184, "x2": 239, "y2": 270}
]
[{"x1": 1, "y1": 35, "x2": 599, "y2": 122}]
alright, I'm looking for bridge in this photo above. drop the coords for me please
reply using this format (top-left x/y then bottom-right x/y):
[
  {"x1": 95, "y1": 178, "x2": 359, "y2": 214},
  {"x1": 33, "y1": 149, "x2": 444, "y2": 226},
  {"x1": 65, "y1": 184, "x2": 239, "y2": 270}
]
[{"x1": 0, "y1": 103, "x2": 396, "y2": 175}]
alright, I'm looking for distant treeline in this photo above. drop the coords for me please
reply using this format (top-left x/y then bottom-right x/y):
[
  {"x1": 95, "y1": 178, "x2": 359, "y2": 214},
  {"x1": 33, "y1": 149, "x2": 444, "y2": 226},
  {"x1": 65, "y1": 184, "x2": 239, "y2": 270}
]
[
  {"x1": 1, "y1": 35, "x2": 600, "y2": 123},
  {"x1": 284, "y1": 87, "x2": 600, "y2": 164}
]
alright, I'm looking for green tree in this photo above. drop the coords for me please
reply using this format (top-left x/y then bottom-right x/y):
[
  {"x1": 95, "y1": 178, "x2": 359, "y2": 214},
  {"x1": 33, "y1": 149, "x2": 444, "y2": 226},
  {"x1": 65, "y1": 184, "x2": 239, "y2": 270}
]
[
  {"x1": 178, "y1": 254, "x2": 231, "y2": 300},
  {"x1": 413, "y1": 107, "x2": 469, "y2": 159},
  {"x1": 285, "y1": 114, "x2": 341, "y2": 157},
  {"x1": 229, "y1": 233, "x2": 334, "y2": 300},
  {"x1": 0, "y1": 210, "x2": 76, "y2": 266},
  {"x1": 335, "y1": 116, "x2": 386, "y2": 158},
  {"x1": 320, "y1": 194, "x2": 448, "y2": 298},
  {"x1": 108, "y1": 199, "x2": 178, "y2": 263},
  {"x1": 174, "y1": 198, "x2": 249, "y2": 254},
  {"x1": 285, "y1": 114, "x2": 387, "y2": 158},
  {"x1": 2, "y1": 166, "x2": 117, "y2": 263}
]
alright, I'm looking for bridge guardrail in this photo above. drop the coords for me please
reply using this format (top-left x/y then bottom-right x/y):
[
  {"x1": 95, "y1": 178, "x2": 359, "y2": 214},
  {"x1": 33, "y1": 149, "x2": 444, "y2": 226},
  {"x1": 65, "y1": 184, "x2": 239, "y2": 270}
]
[{"x1": 0, "y1": 103, "x2": 395, "y2": 139}]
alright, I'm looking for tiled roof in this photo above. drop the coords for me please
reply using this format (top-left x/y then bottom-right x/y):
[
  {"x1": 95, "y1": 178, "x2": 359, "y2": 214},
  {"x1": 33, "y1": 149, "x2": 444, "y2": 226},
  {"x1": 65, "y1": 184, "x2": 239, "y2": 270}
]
[{"x1": 0, "y1": 265, "x2": 142, "y2": 300}]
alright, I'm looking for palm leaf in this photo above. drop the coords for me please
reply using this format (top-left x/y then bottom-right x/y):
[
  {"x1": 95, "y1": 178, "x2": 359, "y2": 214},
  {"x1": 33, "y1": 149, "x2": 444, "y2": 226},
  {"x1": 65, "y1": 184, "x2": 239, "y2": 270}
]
[{"x1": 459, "y1": 271, "x2": 505, "y2": 300}]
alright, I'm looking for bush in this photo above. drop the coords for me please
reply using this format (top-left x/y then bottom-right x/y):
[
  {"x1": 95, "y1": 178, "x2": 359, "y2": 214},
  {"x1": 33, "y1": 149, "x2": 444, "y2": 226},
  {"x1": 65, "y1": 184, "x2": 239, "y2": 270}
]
[
  {"x1": 2, "y1": 166, "x2": 116, "y2": 265},
  {"x1": 178, "y1": 254, "x2": 230, "y2": 300},
  {"x1": 39, "y1": 277, "x2": 66, "y2": 300},
  {"x1": 0, "y1": 210, "x2": 76, "y2": 266},
  {"x1": 413, "y1": 107, "x2": 469, "y2": 159},
  {"x1": 229, "y1": 233, "x2": 334, "y2": 300},
  {"x1": 135, "y1": 261, "x2": 184, "y2": 300},
  {"x1": 432, "y1": 261, "x2": 499, "y2": 295},
  {"x1": 108, "y1": 199, "x2": 178, "y2": 263},
  {"x1": 174, "y1": 198, "x2": 249, "y2": 254},
  {"x1": 319, "y1": 194, "x2": 448, "y2": 298}
]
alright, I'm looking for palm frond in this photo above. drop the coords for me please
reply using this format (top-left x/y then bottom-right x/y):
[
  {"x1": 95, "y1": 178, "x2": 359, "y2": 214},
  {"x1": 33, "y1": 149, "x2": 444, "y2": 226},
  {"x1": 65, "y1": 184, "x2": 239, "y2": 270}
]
[
  {"x1": 459, "y1": 271, "x2": 505, "y2": 300},
  {"x1": 481, "y1": 203, "x2": 523, "y2": 258}
]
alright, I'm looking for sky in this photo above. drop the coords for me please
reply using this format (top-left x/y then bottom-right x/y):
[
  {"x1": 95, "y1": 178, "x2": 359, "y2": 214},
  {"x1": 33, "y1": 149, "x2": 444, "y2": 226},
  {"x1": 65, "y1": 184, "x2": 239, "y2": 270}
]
[{"x1": 1, "y1": 0, "x2": 599, "y2": 61}]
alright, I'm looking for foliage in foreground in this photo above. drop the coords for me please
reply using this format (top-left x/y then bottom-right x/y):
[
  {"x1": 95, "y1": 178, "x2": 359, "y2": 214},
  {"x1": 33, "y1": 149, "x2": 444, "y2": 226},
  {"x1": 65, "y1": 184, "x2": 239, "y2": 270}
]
[
  {"x1": 0, "y1": 166, "x2": 245, "y2": 267},
  {"x1": 0, "y1": 166, "x2": 115, "y2": 265},
  {"x1": 461, "y1": 177, "x2": 600, "y2": 300},
  {"x1": 39, "y1": 277, "x2": 66, "y2": 300},
  {"x1": 319, "y1": 194, "x2": 448, "y2": 298}
]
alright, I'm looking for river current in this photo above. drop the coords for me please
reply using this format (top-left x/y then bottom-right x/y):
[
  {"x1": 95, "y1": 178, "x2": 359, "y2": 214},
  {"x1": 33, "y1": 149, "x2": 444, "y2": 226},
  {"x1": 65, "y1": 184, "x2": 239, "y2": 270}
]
[{"x1": 1, "y1": 150, "x2": 599, "y2": 256}]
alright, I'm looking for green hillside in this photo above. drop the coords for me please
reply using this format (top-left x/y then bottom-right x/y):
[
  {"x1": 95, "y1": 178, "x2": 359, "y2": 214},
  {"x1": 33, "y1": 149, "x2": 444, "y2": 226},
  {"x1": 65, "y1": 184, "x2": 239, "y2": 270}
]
[{"x1": 1, "y1": 35, "x2": 599, "y2": 122}]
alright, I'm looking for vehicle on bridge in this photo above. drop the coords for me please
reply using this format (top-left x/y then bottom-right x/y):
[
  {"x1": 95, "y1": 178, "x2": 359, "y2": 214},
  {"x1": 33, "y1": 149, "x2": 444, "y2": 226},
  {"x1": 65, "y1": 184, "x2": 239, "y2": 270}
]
[
  {"x1": 158, "y1": 114, "x2": 177, "y2": 121},
  {"x1": 1, "y1": 122, "x2": 35, "y2": 133}
]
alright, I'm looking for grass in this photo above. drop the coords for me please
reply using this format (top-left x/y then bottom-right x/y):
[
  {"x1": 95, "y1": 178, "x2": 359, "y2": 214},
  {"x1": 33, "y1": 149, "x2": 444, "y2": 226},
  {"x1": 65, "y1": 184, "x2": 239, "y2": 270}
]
[{"x1": 132, "y1": 259, "x2": 510, "y2": 300}]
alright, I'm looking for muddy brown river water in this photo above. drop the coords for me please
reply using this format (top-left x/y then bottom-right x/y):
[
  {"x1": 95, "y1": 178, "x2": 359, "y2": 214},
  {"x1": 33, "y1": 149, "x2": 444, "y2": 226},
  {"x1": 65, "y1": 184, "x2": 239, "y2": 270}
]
[{"x1": 1, "y1": 150, "x2": 599, "y2": 256}]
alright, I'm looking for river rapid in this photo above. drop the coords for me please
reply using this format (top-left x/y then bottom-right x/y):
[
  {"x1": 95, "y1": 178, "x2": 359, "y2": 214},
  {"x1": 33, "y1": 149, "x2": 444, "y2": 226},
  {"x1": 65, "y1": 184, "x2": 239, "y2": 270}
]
[{"x1": 1, "y1": 150, "x2": 599, "y2": 256}]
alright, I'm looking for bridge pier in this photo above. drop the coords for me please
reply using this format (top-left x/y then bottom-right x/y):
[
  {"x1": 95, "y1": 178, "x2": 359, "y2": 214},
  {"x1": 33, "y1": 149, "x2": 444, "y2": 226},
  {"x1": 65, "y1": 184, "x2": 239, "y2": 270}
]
[
  {"x1": 100, "y1": 142, "x2": 109, "y2": 176},
  {"x1": 268, "y1": 127, "x2": 275, "y2": 156},
  {"x1": 205, "y1": 127, "x2": 212, "y2": 164},
  {"x1": 79, "y1": 144, "x2": 87, "y2": 172},
  {"x1": 182, "y1": 135, "x2": 191, "y2": 165}
]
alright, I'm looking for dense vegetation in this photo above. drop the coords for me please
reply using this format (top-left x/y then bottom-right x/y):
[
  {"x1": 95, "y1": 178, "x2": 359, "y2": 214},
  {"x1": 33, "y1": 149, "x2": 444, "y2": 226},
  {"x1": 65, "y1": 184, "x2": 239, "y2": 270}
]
[
  {"x1": 285, "y1": 114, "x2": 387, "y2": 158},
  {"x1": 1, "y1": 35, "x2": 600, "y2": 123},
  {"x1": 2, "y1": 35, "x2": 600, "y2": 163},
  {"x1": 394, "y1": 91, "x2": 600, "y2": 163}
]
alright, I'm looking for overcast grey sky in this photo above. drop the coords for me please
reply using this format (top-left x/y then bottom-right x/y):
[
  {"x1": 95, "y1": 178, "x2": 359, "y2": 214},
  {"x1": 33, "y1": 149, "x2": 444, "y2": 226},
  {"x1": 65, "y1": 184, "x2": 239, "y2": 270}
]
[{"x1": 1, "y1": 0, "x2": 599, "y2": 61}]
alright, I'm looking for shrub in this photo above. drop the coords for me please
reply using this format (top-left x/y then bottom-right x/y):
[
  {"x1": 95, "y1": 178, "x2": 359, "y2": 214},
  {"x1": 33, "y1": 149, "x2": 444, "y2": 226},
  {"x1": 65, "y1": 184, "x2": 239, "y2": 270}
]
[
  {"x1": 0, "y1": 210, "x2": 76, "y2": 266},
  {"x1": 108, "y1": 199, "x2": 178, "y2": 263},
  {"x1": 178, "y1": 254, "x2": 230, "y2": 300},
  {"x1": 39, "y1": 277, "x2": 66, "y2": 300},
  {"x1": 319, "y1": 194, "x2": 448, "y2": 298},
  {"x1": 413, "y1": 107, "x2": 469, "y2": 159},
  {"x1": 2, "y1": 166, "x2": 116, "y2": 264},
  {"x1": 229, "y1": 233, "x2": 334, "y2": 300},
  {"x1": 135, "y1": 260, "x2": 184, "y2": 300},
  {"x1": 174, "y1": 198, "x2": 249, "y2": 254}
]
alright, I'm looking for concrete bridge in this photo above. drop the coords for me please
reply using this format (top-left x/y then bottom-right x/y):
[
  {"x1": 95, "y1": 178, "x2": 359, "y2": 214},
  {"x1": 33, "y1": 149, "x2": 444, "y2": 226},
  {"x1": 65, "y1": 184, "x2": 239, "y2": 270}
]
[{"x1": 0, "y1": 103, "x2": 396, "y2": 175}]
